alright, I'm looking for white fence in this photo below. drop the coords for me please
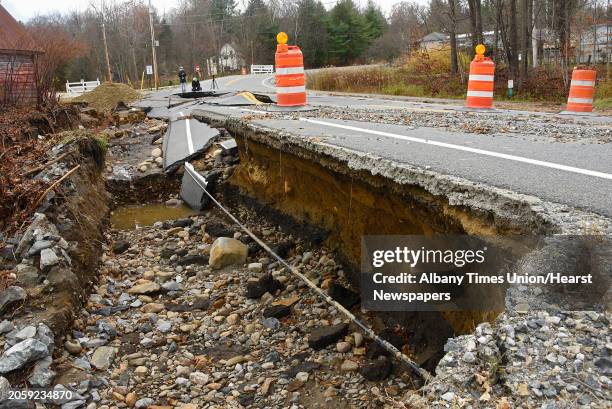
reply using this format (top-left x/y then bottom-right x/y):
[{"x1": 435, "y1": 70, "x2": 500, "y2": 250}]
[
  {"x1": 250, "y1": 65, "x2": 274, "y2": 74},
  {"x1": 65, "y1": 79, "x2": 101, "y2": 96}
]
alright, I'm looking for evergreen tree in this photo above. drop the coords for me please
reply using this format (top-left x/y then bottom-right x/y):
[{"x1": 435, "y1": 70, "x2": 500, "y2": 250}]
[
  {"x1": 326, "y1": 0, "x2": 368, "y2": 65},
  {"x1": 295, "y1": 0, "x2": 328, "y2": 67},
  {"x1": 363, "y1": 0, "x2": 386, "y2": 42}
]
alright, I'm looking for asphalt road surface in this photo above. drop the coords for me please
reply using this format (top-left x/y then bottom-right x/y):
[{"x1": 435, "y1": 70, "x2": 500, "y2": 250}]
[{"x1": 141, "y1": 73, "x2": 612, "y2": 217}]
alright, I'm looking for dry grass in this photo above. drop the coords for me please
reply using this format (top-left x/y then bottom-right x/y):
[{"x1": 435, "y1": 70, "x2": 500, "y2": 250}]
[
  {"x1": 71, "y1": 82, "x2": 141, "y2": 114},
  {"x1": 308, "y1": 50, "x2": 612, "y2": 108},
  {"x1": 308, "y1": 49, "x2": 469, "y2": 99}
]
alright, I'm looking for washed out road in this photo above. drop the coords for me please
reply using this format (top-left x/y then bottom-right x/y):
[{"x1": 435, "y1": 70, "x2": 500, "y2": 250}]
[{"x1": 140, "y1": 73, "x2": 612, "y2": 218}]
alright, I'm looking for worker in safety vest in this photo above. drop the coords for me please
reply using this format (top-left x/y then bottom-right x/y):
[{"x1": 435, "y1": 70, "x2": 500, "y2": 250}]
[
  {"x1": 191, "y1": 76, "x2": 202, "y2": 92},
  {"x1": 178, "y1": 67, "x2": 187, "y2": 93}
]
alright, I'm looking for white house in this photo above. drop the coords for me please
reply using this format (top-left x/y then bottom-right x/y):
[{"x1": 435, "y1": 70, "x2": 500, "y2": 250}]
[
  {"x1": 419, "y1": 32, "x2": 447, "y2": 50},
  {"x1": 577, "y1": 24, "x2": 611, "y2": 64}
]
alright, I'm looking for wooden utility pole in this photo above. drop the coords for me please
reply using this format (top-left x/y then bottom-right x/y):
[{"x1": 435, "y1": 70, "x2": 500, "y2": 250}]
[
  {"x1": 448, "y1": 0, "x2": 459, "y2": 75},
  {"x1": 101, "y1": 19, "x2": 112, "y2": 83},
  {"x1": 91, "y1": 1, "x2": 112, "y2": 82},
  {"x1": 148, "y1": 0, "x2": 159, "y2": 90}
]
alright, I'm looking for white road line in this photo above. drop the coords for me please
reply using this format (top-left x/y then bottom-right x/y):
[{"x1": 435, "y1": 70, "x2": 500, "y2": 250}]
[
  {"x1": 229, "y1": 107, "x2": 266, "y2": 114},
  {"x1": 298, "y1": 118, "x2": 612, "y2": 180},
  {"x1": 185, "y1": 118, "x2": 194, "y2": 154},
  {"x1": 261, "y1": 76, "x2": 276, "y2": 90}
]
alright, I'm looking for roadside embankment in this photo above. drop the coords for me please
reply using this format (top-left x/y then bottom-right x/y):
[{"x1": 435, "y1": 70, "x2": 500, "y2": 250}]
[{"x1": 0, "y1": 134, "x2": 108, "y2": 392}]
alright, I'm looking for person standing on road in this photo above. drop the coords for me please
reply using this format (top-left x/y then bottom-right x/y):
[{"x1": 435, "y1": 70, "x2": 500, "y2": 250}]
[{"x1": 178, "y1": 66, "x2": 187, "y2": 93}]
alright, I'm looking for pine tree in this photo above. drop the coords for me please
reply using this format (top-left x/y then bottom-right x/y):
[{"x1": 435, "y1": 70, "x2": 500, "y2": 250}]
[
  {"x1": 326, "y1": 0, "x2": 368, "y2": 65},
  {"x1": 295, "y1": 0, "x2": 328, "y2": 67}
]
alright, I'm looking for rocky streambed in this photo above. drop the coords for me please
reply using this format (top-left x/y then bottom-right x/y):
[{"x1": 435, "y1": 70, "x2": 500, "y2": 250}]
[{"x1": 53, "y1": 206, "x2": 419, "y2": 409}]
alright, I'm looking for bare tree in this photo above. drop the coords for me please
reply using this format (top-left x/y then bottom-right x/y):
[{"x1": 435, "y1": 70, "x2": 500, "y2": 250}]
[{"x1": 467, "y1": 0, "x2": 484, "y2": 49}]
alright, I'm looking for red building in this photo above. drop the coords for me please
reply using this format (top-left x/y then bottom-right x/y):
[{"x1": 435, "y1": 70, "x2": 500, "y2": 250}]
[{"x1": 0, "y1": 5, "x2": 42, "y2": 106}]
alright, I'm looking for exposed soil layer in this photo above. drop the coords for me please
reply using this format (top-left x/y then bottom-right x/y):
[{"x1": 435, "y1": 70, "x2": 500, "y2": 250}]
[{"x1": 226, "y1": 133, "x2": 530, "y2": 336}]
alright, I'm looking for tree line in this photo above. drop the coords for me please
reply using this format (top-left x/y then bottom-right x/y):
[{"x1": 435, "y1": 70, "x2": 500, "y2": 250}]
[{"x1": 23, "y1": 0, "x2": 610, "y2": 87}]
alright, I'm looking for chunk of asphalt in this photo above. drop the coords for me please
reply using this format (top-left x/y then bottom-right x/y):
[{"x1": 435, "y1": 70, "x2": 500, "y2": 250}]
[
  {"x1": 162, "y1": 119, "x2": 220, "y2": 173},
  {"x1": 263, "y1": 305, "x2": 291, "y2": 319},
  {"x1": 328, "y1": 283, "x2": 360, "y2": 309},
  {"x1": 246, "y1": 274, "x2": 284, "y2": 299},
  {"x1": 360, "y1": 357, "x2": 393, "y2": 381},
  {"x1": 307, "y1": 323, "x2": 349, "y2": 350}
]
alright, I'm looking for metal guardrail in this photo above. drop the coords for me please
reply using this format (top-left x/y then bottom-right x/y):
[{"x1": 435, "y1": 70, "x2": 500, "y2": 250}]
[
  {"x1": 65, "y1": 79, "x2": 101, "y2": 95},
  {"x1": 250, "y1": 65, "x2": 274, "y2": 74}
]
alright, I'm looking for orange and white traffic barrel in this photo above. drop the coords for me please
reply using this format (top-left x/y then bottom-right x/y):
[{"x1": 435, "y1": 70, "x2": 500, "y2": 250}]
[
  {"x1": 566, "y1": 69, "x2": 596, "y2": 113},
  {"x1": 466, "y1": 44, "x2": 495, "y2": 109},
  {"x1": 275, "y1": 32, "x2": 306, "y2": 107}
]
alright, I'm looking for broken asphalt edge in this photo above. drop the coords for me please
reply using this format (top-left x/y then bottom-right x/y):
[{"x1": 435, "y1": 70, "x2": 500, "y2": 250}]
[{"x1": 190, "y1": 107, "x2": 612, "y2": 236}]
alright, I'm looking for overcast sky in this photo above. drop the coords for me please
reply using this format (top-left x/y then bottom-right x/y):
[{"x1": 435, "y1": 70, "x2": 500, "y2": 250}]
[{"x1": 2, "y1": 0, "x2": 416, "y2": 22}]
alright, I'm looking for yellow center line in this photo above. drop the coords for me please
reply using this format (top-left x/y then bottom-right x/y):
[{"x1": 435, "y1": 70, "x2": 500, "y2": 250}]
[{"x1": 224, "y1": 77, "x2": 243, "y2": 86}]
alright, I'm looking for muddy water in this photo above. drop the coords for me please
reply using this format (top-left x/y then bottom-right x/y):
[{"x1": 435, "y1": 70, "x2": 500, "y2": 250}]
[{"x1": 110, "y1": 203, "x2": 199, "y2": 230}]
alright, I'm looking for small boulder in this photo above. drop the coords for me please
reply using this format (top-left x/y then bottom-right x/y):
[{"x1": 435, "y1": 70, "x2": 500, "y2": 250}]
[
  {"x1": 0, "y1": 286, "x2": 27, "y2": 315},
  {"x1": 151, "y1": 148, "x2": 162, "y2": 158},
  {"x1": 91, "y1": 346, "x2": 115, "y2": 370},
  {"x1": 0, "y1": 338, "x2": 49, "y2": 373},
  {"x1": 64, "y1": 339, "x2": 82, "y2": 355},
  {"x1": 128, "y1": 281, "x2": 160, "y2": 295},
  {"x1": 340, "y1": 360, "x2": 359, "y2": 371},
  {"x1": 39, "y1": 248, "x2": 60, "y2": 269},
  {"x1": 209, "y1": 237, "x2": 248, "y2": 269}
]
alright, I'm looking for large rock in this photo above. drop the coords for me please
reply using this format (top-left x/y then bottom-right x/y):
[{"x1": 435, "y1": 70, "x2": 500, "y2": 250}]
[
  {"x1": 308, "y1": 324, "x2": 349, "y2": 350},
  {"x1": 0, "y1": 338, "x2": 49, "y2": 373},
  {"x1": 0, "y1": 286, "x2": 27, "y2": 315},
  {"x1": 209, "y1": 237, "x2": 248, "y2": 269},
  {"x1": 128, "y1": 280, "x2": 160, "y2": 295},
  {"x1": 91, "y1": 346, "x2": 115, "y2": 370}
]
